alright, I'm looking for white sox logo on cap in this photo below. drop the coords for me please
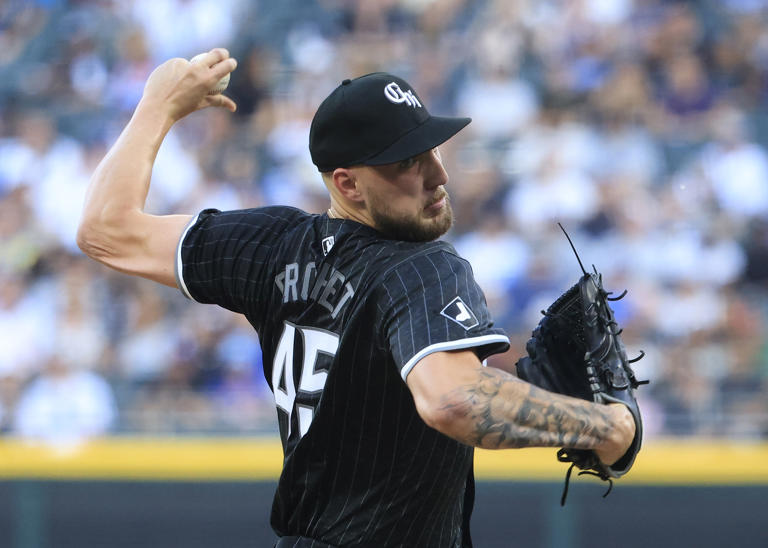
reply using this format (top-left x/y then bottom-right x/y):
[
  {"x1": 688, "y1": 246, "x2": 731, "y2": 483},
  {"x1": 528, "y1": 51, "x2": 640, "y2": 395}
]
[{"x1": 384, "y1": 82, "x2": 422, "y2": 108}]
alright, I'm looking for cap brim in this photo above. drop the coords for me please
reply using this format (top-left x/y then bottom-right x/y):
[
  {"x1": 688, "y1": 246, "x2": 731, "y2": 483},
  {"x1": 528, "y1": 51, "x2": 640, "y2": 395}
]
[{"x1": 363, "y1": 116, "x2": 471, "y2": 166}]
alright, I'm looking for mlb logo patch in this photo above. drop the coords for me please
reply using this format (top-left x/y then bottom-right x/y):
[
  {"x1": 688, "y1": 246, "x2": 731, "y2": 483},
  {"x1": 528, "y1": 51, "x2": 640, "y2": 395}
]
[
  {"x1": 321, "y1": 236, "x2": 335, "y2": 256},
  {"x1": 440, "y1": 296, "x2": 479, "y2": 330}
]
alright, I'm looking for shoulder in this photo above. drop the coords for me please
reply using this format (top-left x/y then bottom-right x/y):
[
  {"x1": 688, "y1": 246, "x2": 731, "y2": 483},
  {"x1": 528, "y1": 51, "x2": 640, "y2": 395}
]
[
  {"x1": 366, "y1": 241, "x2": 480, "y2": 309},
  {"x1": 379, "y1": 240, "x2": 470, "y2": 284},
  {"x1": 194, "y1": 205, "x2": 312, "y2": 225},
  {"x1": 184, "y1": 205, "x2": 317, "y2": 244}
]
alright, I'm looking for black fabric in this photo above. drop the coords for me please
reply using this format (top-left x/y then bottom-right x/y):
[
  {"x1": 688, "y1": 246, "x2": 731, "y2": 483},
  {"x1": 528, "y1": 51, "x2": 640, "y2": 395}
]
[
  {"x1": 178, "y1": 206, "x2": 510, "y2": 547},
  {"x1": 275, "y1": 536, "x2": 338, "y2": 548},
  {"x1": 461, "y1": 462, "x2": 475, "y2": 548}
]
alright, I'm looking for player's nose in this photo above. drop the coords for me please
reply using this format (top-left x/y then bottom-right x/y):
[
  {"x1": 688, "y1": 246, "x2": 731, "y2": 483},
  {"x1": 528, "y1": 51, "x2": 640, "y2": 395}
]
[{"x1": 424, "y1": 148, "x2": 448, "y2": 189}]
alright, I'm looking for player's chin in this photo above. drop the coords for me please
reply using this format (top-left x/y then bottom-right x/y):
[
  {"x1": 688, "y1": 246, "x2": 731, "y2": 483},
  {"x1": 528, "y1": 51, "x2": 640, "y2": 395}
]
[{"x1": 420, "y1": 209, "x2": 452, "y2": 240}]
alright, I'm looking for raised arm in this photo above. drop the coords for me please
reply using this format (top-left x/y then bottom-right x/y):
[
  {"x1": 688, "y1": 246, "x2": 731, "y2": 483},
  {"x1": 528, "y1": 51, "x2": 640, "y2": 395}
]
[
  {"x1": 77, "y1": 48, "x2": 237, "y2": 286},
  {"x1": 407, "y1": 350, "x2": 635, "y2": 466}
]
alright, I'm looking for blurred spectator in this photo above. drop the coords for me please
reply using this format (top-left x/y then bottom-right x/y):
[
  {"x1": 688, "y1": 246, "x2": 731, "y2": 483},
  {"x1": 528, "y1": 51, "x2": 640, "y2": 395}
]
[
  {"x1": 127, "y1": 0, "x2": 246, "y2": 63},
  {"x1": 105, "y1": 24, "x2": 155, "y2": 115},
  {"x1": 453, "y1": 209, "x2": 530, "y2": 321},
  {"x1": 504, "y1": 149, "x2": 600, "y2": 235},
  {"x1": 0, "y1": 272, "x2": 56, "y2": 380},
  {"x1": 457, "y1": 66, "x2": 538, "y2": 142},
  {"x1": 13, "y1": 352, "x2": 116, "y2": 446},
  {"x1": 116, "y1": 284, "x2": 177, "y2": 385},
  {"x1": 742, "y1": 219, "x2": 768, "y2": 286},
  {"x1": 699, "y1": 105, "x2": 768, "y2": 221}
]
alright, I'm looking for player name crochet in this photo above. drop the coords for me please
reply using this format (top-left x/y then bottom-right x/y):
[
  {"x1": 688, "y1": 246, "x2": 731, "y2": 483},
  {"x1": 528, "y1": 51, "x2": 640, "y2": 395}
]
[{"x1": 274, "y1": 261, "x2": 356, "y2": 319}]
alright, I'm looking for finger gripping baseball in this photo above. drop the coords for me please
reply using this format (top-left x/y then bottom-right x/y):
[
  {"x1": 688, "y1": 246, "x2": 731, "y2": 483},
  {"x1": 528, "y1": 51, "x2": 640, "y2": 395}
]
[{"x1": 516, "y1": 259, "x2": 648, "y2": 504}]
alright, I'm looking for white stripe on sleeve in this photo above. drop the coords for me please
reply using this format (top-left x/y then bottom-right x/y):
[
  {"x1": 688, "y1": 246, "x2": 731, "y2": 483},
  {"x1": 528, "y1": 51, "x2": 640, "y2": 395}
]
[
  {"x1": 175, "y1": 212, "x2": 202, "y2": 301},
  {"x1": 400, "y1": 334, "x2": 511, "y2": 381}
]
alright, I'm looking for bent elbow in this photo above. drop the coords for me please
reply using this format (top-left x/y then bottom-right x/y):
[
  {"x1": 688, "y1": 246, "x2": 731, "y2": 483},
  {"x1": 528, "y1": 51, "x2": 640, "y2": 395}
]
[
  {"x1": 76, "y1": 217, "x2": 119, "y2": 263},
  {"x1": 76, "y1": 219, "x2": 91, "y2": 251},
  {"x1": 414, "y1": 392, "x2": 472, "y2": 441},
  {"x1": 76, "y1": 219, "x2": 101, "y2": 258},
  {"x1": 77, "y1": 202, "x2": 141, "y2": 259}
]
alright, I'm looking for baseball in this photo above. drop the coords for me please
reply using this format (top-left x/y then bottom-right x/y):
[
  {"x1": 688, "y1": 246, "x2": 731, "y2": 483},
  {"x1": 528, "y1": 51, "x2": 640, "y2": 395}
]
[{"x1": 190, "y1": 53, "x2": 230, "y2": 95}]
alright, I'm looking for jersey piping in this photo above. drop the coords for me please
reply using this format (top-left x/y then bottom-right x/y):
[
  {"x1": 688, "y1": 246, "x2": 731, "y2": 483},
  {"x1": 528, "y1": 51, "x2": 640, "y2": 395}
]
[
  {"x1": 399, "y1": 334, "x2": 511, "y2": 380},
  {"x1": 175, "y1": 211, "x2": 202, "y2": 301}
]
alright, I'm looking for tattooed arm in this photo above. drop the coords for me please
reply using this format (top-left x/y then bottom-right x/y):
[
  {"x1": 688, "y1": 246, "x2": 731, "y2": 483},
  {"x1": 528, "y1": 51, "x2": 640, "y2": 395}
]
[{"x1": 406, "y1": 349, "x2": 635, "y2": 465}]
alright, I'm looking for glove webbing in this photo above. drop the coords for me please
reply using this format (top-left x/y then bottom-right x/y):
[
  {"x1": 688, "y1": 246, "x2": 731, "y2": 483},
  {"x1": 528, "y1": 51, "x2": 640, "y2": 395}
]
[{"x1": 549, "y1": 225, "x2": 649, "y2": 505}]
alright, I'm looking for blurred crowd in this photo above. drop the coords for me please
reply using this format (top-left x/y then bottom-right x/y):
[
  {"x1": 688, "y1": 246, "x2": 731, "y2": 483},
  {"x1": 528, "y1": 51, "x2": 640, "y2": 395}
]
[{"x1": 1, "y1": 0, "x2": 768, "y2": 444}]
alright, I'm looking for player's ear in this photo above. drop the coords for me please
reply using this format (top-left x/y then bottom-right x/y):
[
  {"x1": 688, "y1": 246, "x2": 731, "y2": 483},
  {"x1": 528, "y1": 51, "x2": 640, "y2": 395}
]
[{"x1": 331, "y1": 168, "x2": 365, "y2": 203}]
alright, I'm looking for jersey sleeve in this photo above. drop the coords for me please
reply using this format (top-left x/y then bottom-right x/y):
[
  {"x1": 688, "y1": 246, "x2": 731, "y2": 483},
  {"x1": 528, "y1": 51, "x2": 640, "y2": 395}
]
[
  {"x1": 176, "y1": 206, "x2": 308, "y2": 313},
  {"x1": 376, "y1": 248, "x2": 510, "y2": 380}
]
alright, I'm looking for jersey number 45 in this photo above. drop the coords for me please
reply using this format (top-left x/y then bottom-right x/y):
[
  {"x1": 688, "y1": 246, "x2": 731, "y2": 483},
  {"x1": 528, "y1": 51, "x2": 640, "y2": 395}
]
[{"x1": 272, "y1": 322, "x2": 339, "y2": 439}]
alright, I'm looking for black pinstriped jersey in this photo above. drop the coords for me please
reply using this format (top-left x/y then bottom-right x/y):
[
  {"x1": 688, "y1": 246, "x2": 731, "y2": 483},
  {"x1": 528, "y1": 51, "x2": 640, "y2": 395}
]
[{"x1": 176, "y1": 206, "x2": 510, "y2": 547}]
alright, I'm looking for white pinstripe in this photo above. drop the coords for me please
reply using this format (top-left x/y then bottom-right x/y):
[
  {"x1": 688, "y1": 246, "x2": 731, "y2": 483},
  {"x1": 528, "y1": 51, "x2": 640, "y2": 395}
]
[
  {"x1": 335, "y1": 336, "x2": 377, "y2": 545},
  {"x1": 409, "y1": 259, "x2": 432, "y2": 346},
  {"x1": 426, "y1": 254, "x2": 449, "y2": 340},
  {"x1": 394, "y1": 269, "x2": 417, "y2": 362},
  {"x1": 378, "y1": 399, "x2": 427, "y2": 546}
]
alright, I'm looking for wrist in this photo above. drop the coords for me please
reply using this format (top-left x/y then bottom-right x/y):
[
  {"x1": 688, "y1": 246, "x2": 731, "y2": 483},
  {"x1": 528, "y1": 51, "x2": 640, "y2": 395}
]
[
  {"x1": 130, "y1": 101, "x2": 176, "y2": 144},
  {"x1": 595, "y1": 404, "x2": 635, "y2": 465}
]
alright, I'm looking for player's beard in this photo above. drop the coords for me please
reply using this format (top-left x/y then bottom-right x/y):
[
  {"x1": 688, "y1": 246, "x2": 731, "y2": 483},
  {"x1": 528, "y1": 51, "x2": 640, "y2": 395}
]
[{"x1": 368, "y1": 192, "x2": 453, "y2": 242}]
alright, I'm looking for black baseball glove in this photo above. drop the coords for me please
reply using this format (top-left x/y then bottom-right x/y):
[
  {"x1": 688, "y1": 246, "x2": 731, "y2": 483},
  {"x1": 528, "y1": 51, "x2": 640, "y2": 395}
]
[{"x1": 516, "y1": 233, "x2": 648, "y2": 504}]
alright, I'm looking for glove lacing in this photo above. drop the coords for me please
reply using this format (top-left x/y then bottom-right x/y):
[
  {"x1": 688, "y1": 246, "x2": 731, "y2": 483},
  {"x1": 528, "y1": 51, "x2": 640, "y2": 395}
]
[{"x1": 558, "y1": 454, "x2": 614, "y2": 506}]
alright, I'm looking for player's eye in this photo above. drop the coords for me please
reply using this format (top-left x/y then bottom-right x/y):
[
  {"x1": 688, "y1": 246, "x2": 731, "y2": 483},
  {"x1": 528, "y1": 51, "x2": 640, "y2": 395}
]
[{"x1": 398, "y1": 156, "x2": 418, "y2": 170}]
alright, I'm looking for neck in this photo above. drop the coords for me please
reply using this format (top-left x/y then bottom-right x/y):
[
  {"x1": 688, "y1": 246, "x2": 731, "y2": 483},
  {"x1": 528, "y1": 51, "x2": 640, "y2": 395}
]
[{"x1": 327, "y1": 199, "x2": 375, "y2": 228}]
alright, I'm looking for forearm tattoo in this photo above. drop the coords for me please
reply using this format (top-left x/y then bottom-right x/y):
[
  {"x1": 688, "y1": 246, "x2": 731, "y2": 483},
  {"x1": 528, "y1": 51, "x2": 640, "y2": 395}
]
[{"x1": 439, "y1": 367, "x2": 615, "y2": 450}]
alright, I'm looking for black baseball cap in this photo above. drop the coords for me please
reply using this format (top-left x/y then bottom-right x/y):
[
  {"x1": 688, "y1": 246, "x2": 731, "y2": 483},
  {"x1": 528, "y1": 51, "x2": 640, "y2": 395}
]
[{"x1": 309, "y1": 72, "x2": 471, "y2": 172}]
